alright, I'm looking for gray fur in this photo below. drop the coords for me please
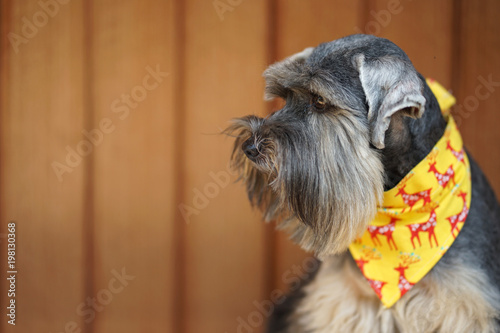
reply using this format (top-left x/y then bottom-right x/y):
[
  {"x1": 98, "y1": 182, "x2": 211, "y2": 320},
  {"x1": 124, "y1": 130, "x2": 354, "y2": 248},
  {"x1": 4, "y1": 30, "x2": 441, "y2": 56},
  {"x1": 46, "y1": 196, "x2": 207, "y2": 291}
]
[{"x1": 226, "y1": 34, "x2": 500, "y2": 332}]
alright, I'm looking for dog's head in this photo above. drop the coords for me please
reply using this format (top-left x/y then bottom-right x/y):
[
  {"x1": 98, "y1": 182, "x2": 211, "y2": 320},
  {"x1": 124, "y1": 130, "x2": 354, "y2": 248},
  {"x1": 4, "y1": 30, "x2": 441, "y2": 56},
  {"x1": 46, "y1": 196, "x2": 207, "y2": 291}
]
[{"x1": 226, "y1": 34, "x2": 427, "y2": 258}]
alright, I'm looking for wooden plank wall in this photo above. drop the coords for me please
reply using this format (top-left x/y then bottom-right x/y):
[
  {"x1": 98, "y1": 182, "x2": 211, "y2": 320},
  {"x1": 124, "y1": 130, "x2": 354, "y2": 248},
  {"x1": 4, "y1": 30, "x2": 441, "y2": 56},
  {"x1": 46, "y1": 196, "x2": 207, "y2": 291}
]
[
  {"x1": 181, "y1": 1, "x2": 269, "y2": 332},
  {"x1": 1, "y1": 1, "x2": 87, "y2": 332},
  {"x1": 89, "y1": 1, "x2": 177, "y2": 332},
  {"x1": 0, "y1": 1, "x2": 498, "y2": 333}
]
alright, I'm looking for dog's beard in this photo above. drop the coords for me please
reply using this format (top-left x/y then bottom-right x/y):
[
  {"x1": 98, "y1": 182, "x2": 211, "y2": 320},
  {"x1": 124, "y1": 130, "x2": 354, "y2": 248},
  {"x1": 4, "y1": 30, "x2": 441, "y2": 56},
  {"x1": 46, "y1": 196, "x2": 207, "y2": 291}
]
[{"x1": 226, "y1": 111, "x2": 384, "y2": 259}]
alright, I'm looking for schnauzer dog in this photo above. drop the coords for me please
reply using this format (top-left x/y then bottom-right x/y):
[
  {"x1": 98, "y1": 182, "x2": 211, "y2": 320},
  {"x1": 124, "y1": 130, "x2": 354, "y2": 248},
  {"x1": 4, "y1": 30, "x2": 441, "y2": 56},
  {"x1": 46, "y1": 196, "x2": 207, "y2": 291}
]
[{"x1": 227, "y1": 34, "x2": 500, "y2": 332}]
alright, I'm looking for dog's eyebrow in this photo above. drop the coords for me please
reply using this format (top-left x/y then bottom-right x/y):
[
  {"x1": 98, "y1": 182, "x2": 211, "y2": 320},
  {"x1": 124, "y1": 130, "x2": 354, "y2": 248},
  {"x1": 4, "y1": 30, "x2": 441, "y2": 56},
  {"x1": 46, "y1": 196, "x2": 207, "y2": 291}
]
[
  {"x1": 263, "y1": 56, "x2": 313, "y2": 100},
  {"x1": 264, "y1": 83, "x2": 289, "y2": 101},
  {"x1": 265, "y1": 85, "x2": 319, "y2": 105}
]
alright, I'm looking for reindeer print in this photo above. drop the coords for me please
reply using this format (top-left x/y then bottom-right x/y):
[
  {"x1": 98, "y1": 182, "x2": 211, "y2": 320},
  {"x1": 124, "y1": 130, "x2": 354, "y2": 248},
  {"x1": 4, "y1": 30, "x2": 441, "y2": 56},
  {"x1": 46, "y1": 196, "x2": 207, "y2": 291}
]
[
  {"x1": 407, "y1": 207, "x2": 439, "y2": 249},
  {"x1": 446, "y1": 191, "x2": 469, "y2": 238},
  {"x1": 428, "y1": 162, "x2": 455, "y2": 188},
  {"x1": 394, "y1": 253, "x2": 421, "y2": 298},
  {"x1": 354, "y1": 247, "x2": 387, "y2": 298},
  {"x1": 446, "y1": 139, "x2": 465, "y2": 164},
  {"x1": 367, "y1": 218, "x2": 399, "y2": 251}
]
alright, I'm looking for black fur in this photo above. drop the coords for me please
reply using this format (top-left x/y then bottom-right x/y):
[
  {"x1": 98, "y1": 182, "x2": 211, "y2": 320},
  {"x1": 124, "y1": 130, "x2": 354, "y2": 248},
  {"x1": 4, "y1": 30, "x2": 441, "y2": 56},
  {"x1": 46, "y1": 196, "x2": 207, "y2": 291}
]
[{"x1": 267, "y1": 260, "x2": 321, "y2": 333}]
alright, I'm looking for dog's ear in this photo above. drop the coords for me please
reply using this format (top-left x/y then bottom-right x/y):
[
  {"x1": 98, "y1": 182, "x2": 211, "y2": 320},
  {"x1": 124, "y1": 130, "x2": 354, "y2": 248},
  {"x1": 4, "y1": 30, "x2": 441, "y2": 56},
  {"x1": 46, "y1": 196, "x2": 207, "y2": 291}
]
[
  {"x1": 353, "y1": 54, "x2": 426, "y2": 149},
  {"x1": 287, "y1": 46, "x2": 315, "y2": 62},
  {"x1": 263, "y1": 47, "x2": 314, "y2": 101}
]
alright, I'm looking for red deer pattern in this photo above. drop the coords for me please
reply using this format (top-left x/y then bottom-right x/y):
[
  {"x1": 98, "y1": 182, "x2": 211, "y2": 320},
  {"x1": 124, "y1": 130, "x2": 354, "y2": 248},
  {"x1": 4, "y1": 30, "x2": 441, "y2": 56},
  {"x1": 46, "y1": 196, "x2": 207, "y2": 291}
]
[
  {"x1": 354, "y1": 248, "x2": 387, "y2": 298},
  {"x1": 446, "y1": 140, "x2": 465, "y2": 164},
  {"x1": 428, "y1": 162, "x2": 455, "y2": 188},
  {"x1": 395, "y1": 254, "x2": 421, "y2": 298},
  {"x1": 446, "y1": 191, "x2": 469, "y2": 238},
  {"x1": 396, "y1": 185, "x2": 432, "y2": 212},
  {"x1": 368, "y1": 218, "x2": 399, "y2": 251},
  {"x1": 406, "y1": 207, "x2": 439, "y2": 249}
]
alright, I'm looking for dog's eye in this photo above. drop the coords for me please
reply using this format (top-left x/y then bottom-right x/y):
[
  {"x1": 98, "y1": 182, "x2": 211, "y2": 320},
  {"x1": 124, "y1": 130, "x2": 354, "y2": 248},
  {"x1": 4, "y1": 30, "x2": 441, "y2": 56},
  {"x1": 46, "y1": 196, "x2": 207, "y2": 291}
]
[{"x1": 312, "y1": 95, "x2": 327, "y2": 110}]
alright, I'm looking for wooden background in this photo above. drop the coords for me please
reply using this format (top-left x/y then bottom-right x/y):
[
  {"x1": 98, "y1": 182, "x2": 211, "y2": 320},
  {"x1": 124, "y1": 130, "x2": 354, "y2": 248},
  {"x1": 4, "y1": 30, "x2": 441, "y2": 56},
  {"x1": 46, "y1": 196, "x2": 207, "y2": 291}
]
[{"x1": 1, "y1": 0, "x2": 499, "y2": 332}]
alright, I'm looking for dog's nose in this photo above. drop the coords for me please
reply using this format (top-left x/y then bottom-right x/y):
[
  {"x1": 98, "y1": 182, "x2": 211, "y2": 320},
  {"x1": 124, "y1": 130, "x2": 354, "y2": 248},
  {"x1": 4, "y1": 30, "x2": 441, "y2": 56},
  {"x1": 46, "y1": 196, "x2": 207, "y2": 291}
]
[{"x1": 242, "y1": 139, "x2": 260, "y2": 160}]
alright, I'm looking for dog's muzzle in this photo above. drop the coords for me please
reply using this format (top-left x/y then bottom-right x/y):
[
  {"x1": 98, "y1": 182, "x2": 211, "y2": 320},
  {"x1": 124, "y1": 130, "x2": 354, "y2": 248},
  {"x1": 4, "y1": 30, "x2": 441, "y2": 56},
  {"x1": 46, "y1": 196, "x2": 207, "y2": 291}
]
[{"x1": 242, "y1": 138, "x2": 260, "y2": 161}]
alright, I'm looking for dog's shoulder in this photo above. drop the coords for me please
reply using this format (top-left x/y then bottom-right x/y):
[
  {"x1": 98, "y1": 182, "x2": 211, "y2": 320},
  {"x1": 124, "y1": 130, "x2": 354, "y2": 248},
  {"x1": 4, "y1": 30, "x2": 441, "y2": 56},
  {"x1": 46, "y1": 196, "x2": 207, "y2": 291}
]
[{"x1": 266, "y1": 259, "x2": 321, "y2": 333}]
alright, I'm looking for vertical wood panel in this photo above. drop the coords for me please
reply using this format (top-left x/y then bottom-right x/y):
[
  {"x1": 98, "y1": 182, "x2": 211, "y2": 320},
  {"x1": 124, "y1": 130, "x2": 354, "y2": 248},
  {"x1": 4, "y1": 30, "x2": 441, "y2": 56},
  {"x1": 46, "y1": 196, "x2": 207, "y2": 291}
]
[
  {"x1": 370, "y1": 0, "x2": 454, "y2": 87},
  {"x1": 182, "y1": 0, "x2": 269, "y2": 332},
  {"x1": 454, "y1": 0, "x2": 500, "y2": 196},
  {"x1": 273, "y1": 0, "x2": 365, "y2": 291},
  {"x1": 90, "y1": 1, "x2": 176, "y2": 331},
  {"x1": 0, "y1": 1, "x2": 86, "y2": 332}
]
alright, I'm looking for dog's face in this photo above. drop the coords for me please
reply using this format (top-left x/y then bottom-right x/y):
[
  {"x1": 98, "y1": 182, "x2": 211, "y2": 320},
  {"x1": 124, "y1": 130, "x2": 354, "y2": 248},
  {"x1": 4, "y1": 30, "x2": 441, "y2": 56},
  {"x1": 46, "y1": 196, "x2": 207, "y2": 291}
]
[{"x1": 227, "y1": 34, "x2": 427, "y2": 258}]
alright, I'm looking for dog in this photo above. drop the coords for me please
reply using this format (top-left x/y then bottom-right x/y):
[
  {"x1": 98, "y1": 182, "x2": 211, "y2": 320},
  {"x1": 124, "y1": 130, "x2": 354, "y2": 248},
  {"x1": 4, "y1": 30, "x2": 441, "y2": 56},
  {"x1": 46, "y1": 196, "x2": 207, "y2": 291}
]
[{"x1": 226, "y1": 34, "x2": 500, "y2": 332}]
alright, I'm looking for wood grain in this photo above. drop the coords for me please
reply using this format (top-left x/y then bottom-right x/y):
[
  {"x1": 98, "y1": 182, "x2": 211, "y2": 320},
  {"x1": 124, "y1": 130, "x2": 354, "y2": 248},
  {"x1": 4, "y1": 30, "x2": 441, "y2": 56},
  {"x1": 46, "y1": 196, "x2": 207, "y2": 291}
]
[
  {"x1": 89, "y1": 1, "x2": 176, "y2": 331},
  {"x1": 453, "y1": 0, "x2": 500, "y2": 196},
  {"x1": 182, "y1": 0, "x2": 269, "y2": 332},
  {"x1": 370, "y1": 0, "x2": 454, "y2": 87},
  {"x1": 0, "y1": 0, "x2": 86, "y2": 332}
]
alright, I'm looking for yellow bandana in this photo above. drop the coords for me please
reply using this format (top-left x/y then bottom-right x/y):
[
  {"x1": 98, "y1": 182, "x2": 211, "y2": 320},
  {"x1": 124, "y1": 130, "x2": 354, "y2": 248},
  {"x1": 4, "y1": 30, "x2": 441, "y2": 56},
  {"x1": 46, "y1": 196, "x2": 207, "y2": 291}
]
[{"x1": 349, "y1": 79, "x2": 471, "y2": 308}]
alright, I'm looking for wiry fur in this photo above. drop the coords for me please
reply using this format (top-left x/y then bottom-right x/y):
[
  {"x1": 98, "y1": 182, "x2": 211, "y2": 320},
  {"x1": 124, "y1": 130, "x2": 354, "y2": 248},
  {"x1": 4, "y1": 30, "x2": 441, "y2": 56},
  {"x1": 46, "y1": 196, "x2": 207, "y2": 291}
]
[
  {"x1": 226, "y1": 34, "x2": 500, "y2": 332},
  {"x1": 288, "y1": 253, "x2": 499, "y2": 333},
  {"x1": 226, "y1": 88, "x2": 384, "y2": 258}
]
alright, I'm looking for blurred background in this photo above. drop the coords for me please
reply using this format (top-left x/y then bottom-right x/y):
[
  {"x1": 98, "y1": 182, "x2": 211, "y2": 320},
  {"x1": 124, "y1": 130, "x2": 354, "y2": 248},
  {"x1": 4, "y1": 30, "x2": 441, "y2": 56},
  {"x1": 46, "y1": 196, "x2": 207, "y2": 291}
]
[{"x1": 1, "y1": 0, "x2": 499, "y2": 332}]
